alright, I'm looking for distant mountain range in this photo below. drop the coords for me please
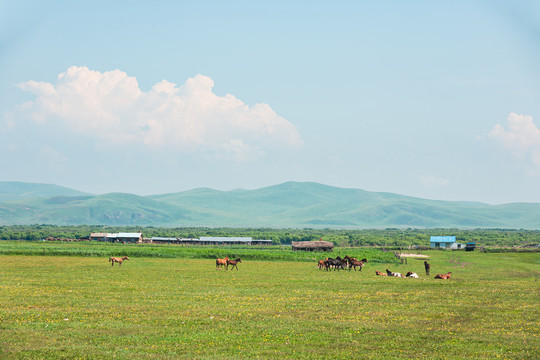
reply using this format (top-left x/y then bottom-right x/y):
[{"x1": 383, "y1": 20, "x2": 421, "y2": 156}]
[{"x1": 0, "y1": 181, "x2": 539, "y2": 229}]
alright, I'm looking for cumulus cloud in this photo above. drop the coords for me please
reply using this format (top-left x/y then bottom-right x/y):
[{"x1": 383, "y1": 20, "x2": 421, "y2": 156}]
[
  {"x1": 489, "y1": 113, "x2": 540, "y2": 166},
  {"x1": 13, "y1": 66, "x2": 303, "y2": 158}
]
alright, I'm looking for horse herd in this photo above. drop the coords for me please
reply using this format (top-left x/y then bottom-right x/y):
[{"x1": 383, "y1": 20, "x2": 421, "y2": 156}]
[
  {"x1": 109, "y1": 256, "x2": 451, "y2": 279},
  {"x1": 317, "y1": 255, "x2": 367, "y2": 271},
  {"x1": 320, "y1": 257, "x2": 451, "y2": 280}
]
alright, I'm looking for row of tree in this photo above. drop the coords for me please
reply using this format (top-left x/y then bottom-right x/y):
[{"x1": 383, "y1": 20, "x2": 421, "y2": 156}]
[{"x1": 0, "y1": 225, "x2": 538, "y2": 247}]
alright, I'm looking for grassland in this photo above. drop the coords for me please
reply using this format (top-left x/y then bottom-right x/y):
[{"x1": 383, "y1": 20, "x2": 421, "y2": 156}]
[
  {"x1": 0, "y1": 247, "x2": 538, "y2": 359},
  {"x1": 0, "y1": 241, "x2": 397, "y2": 263}
]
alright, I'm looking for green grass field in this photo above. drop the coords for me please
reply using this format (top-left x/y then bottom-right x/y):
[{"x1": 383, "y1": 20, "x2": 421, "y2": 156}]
[{"x1": 0, "y1": 247, "x2": 538, "y2": 359}]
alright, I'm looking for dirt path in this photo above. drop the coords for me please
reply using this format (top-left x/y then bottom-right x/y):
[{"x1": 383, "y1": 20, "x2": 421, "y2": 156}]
[{"x1": 398, "y1": 253, "x2": 430, "y2": 258}]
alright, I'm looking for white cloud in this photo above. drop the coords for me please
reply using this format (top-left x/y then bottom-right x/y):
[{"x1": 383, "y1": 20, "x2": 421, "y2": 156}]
[
  {"x1": 14, "y1": 66, "x2": 303, "y2": 158},
  {"x1": 489, "y1": 113, "x2": 540, "y2": 167},
  {"x1": 420, "y1": 175, "x2": 449, "y2": 187}
]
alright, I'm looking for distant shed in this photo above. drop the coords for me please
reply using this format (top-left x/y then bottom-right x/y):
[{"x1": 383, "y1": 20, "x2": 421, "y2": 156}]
[
  {"x1": 151, "y1": 237, "x2": 179, "y2": 244},
  {"x1": 89, "y1": 233, "x2": 108, "y2": 241},
  {"x1": 292, "y1": 241, "x2": 334, "y2": 252},
  {"x1": 466, "y1": 242, "x2": 476, "y2": 251},
  {"x1": 430, "y1": 236, "x2": 465, "y2": 250},
  {"x1": 199, "y1": 237, "x2": 253, "y2": 245},
  {"x1": 117, "y1": 232, "x2": 143, "y2": 243}
]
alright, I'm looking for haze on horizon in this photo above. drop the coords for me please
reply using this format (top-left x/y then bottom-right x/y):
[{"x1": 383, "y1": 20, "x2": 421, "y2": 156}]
[{"x1": 1, "y1": 1, "x2": 539, "y2": 205}]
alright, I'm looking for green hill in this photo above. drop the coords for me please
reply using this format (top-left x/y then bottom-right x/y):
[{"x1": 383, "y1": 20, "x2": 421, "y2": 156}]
[
  {"x1": 0, "y1": 181, "x2": 539, "y2": 228},
  {"x1": 0, "y1": 181, "x2": 90, "y2": 202}
]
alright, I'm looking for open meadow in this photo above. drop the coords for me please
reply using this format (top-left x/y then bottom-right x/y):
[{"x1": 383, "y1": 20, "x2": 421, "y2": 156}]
[{"x1": 0, "y1": 245, "x2": 539, "y2": 359}]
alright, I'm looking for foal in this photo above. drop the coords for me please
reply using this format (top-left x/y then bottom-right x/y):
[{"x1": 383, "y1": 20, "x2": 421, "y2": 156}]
[
  {"x1": 109, "y1": 256, "x2": 129, "y2": 266},
  {"x1": 226, "y1": 258, "x2": 242, "y2": 270}
]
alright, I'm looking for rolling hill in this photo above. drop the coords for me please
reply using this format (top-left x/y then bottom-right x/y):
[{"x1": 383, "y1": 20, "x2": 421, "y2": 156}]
[{"x1": 0, "y1": 181, "x2": 539, "y2": 228}]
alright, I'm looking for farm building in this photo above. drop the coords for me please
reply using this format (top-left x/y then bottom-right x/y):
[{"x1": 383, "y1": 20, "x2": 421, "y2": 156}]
[
  {"x1": 149, "y1": 237, "x2": 199, "y2": 245},
  {"x1": 292, "y1": 241, "x2": 334, "y2": 252},
  {"x1": 199, "y1": 237, "x2": 253, "y2": 245},
  {"x1": 149, "y1": 237, "x2": 272, "y2": 245},
  {"x1": 117, "y1": 233, "x2": 143, "y2": 243},
  {"x1": 430, "y1": 236, "x2": 465, "y2": 249},
  {"x1": 150, "y1": 237, "x2": 179, "y2": 244},
  {"x1": 105, "y1": 233, "x2": 118, "y2": 242},
  {"x1": 90, "y1": 232, "x2": 143, "y2": 243},
  {"x1": 89, "y1": 233, "x2": 108, "y2": 241},
  {"x1": 466, "y1": 242, "x2": 476, "y2": 251}
]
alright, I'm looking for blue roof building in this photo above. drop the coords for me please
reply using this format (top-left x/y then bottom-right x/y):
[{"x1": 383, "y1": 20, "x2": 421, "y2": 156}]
[{"x1": 430, "y1": 236, "x2": 464, "y2": 249}]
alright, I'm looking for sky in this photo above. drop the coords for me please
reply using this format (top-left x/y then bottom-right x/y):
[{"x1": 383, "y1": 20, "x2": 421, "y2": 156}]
[{"x1": 1, "y1": 0, "x2": 539, "y2": 204}]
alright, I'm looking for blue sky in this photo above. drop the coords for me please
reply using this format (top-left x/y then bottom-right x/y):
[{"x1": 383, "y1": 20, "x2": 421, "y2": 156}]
[{"x1": 1, "y1": 0, "x2": 539, "y2": 204}]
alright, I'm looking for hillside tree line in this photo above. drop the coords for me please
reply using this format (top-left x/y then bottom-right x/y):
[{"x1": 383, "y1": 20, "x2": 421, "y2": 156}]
[{"x1": 0, "y1": 225, "x2": 538, "y2": 247}]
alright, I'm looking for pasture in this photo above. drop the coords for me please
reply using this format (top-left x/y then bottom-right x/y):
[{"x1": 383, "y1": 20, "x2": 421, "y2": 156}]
[{"x1": 0, "y1": 250, "x2": 538, "y2": 359}]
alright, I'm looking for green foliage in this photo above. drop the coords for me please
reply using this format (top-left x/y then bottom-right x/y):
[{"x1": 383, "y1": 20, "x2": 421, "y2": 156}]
[
  {"x1": 0, "y1": 241, "x2": 397, "y2": 263},
  {"x1": 0, "y1": 225, "x2": 539, "y2": 247}
]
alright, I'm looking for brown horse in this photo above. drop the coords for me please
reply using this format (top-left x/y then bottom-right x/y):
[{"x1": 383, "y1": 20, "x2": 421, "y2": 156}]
[
  {"x1": 216, "y1": 257, "x2": 229, "y2": 270},
  {"x1": 109, "y1": 256, "x2": 129, "y2": 266},
  {"x1": 226, "y1": 258, "x2": 242, "y2": 270},
  {"x1": 349, "y1": 260, "x2": 365, "y2": 271},
  {"x1": 375, "y1": 270, "x2": 387, "y2": 276},
  {"x1": 434, "y1": 272, "x2": 452, "y2": 279},
  {"x1": 317, "y1": 259, "x2": 327, "y2": 270}
]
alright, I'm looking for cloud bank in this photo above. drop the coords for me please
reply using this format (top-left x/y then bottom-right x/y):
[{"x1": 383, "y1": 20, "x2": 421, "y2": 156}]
[
  {"x1": 14, "y1": 66, "x2": 303, "y2": 159},
  {"x1": 489, "y1": 113, "x2": 540, "y2": 167}
]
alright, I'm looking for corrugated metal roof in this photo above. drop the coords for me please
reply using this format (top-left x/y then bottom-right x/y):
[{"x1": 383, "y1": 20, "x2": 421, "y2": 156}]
[
  {"x1": 152, "y1": 237, "x2": 177, "y2": 241},
  {"x1": 199, "y1": 237, "x2": 252, "y2": 242},
  {"x1": 430, "y1": 236, "x2": 456, "y2": 243},
  {"x1": 90, "y1": 233, "x2": 108, "y2": 237},
  {"x1": 117, "y1": 233, "x2": 142, "y2": 238}
]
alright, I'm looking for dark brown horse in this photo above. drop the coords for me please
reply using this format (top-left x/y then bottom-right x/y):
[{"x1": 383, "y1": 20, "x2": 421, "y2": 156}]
[
  {"x1": 226, "y1": 258, "x2": 242, "y2": 270},
  {"x1": 216, "y1": 257, "x2": 229, "y2": 270},
  {"x1": 424, "y1": 261, "x2": 431, "y2": 275},
  {"x1": 109, "y1": 256, "x2": 129, "y2": 266}
]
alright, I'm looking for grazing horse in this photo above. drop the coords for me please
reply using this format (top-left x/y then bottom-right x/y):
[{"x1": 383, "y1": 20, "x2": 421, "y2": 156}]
[
  {"x1": 349, "y1": 260, "x2": 365, "y2": 271},
  {"x1": 375, "y1": 270, "x2": 387, "y2": 276},
  {"x1": 324, "y1": 258, "x2": 343, "y2": 271},
  {"x1": 337, "y1": 256, "x2": 349, "y2": 270},
  {"x1": 216, "y1": 257, "x2": 229, "y2": 270},
  {"x1": 109, "y1": 256, "x2": 129, "y2": 266},
  {"x1": 226, "y1": 258, "x2": 242, "y2": 270},
  {"x1": 318, "y1": 259, "x2": 327, "y2": 270},
  {"x1": 405, "y1": 271, "x2": 419, "y2": 278},
  {"x1": 434, "y1": 272, "x2": 452, "y2": 279},
  {"x1": 424, "y1": 261, "x2": 431, "y2": 275}
]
